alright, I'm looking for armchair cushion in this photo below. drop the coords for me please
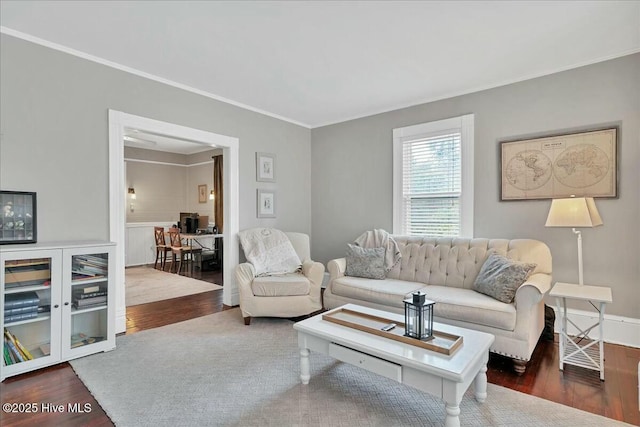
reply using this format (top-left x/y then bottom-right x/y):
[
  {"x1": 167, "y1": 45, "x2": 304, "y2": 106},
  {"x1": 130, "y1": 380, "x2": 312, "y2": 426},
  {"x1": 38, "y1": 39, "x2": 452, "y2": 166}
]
[
  {"x1": 238, "y1": 228, "x2": 301, "y2": 276},
  {"x1": 251, "y1": 273, "x2": 310, "y2": 297}
]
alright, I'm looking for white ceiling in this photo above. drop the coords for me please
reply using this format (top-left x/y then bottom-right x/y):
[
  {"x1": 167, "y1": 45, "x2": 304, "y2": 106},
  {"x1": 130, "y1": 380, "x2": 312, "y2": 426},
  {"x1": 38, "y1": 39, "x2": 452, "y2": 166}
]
[
  {"x1": 1, "y1": 1, "x2": 639, "y2": 128},
  {"x1": 123, "y1": 130, "x2": 214, "y2": 155}
]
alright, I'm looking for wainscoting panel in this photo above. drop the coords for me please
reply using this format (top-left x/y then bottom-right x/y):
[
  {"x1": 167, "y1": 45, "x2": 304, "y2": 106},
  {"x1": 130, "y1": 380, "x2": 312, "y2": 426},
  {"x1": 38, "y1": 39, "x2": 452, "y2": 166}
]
[{"x1": 126, "y1": 222, "x2": 173, "y2": 267}]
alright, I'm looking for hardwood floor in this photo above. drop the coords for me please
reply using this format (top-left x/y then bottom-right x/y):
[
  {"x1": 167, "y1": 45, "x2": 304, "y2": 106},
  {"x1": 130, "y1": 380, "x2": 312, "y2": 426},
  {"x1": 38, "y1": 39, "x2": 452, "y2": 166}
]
[{"x1": 1, "y1": 277, "x2": 638, "y2": 426}]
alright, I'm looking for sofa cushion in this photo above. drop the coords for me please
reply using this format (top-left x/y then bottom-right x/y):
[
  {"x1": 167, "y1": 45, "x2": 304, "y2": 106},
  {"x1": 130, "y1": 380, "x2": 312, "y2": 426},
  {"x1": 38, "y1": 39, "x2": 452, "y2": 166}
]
[
  {"x1": 331, "y1": 276, "x2": 424, "y2": 308},
  {"x1": 472, "y1": 253, "x2": 536, "y2": 303},
  {"x1": 420, "y1": 285, "x2": 517, "y2": 331},
  {"x1": 345, "y1": 244, "x2": 386, "y2": 279},
  {"x1": 251, "y1": 273, "x2": 310, "y2": 297}
]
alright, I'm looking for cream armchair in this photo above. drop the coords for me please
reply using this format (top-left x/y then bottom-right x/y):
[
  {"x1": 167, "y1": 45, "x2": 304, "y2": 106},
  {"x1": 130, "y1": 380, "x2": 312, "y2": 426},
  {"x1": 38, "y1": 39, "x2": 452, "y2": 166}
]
[{"x1": 234, "y1": 232, "x2": 324, "y2": 325}]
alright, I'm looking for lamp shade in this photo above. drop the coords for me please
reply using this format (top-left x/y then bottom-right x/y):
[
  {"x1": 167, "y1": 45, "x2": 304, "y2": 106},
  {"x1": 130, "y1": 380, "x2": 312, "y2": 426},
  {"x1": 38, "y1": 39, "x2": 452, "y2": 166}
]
[{"x1": 545, "y1": 197, "x2": 603, "y2": 228}]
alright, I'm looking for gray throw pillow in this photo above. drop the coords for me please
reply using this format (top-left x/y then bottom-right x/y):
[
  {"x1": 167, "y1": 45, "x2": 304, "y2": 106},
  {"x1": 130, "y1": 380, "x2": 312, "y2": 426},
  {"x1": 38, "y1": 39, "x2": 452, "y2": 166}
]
[
  {"x1": 345, "y1": 244, "x2": 386, "y2": 280},
  {"x1": 472, "y1": 253, "x2": 536, "y2": 303}
]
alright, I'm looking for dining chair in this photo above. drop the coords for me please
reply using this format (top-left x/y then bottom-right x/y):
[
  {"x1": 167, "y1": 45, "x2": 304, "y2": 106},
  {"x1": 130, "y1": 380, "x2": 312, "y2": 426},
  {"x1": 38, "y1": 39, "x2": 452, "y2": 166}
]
[
  {"x1": 153, "y1": 226, "x2": 172, "y2": 271},
  {"x1": 168, "y1": 227, "x2": 203, "y2": 276}
]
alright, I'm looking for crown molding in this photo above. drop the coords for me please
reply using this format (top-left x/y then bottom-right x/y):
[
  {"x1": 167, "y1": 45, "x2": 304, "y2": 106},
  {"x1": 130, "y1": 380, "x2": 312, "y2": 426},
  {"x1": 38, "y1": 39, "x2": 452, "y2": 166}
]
[
  {"x1": 311, "y1": 48, "x2": 640, "y2": 128},
  {"x1": 3, "y1": 26, "x2": 638, "y2": 130},
  {"x1": 0, "y1": 26, "x2": 311, "y2": 129}
]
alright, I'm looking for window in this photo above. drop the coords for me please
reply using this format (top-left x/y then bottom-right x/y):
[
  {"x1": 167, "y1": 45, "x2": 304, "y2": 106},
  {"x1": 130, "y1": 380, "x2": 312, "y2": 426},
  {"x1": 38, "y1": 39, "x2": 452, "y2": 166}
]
[{"x1": 393, "y1": 114, "x2": 474, "y2": 237}]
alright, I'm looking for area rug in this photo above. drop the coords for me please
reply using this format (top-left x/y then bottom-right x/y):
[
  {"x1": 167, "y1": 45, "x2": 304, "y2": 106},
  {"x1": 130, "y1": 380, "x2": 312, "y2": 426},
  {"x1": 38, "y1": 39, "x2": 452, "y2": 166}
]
[
  {"x1": 71, "y1": 309, "x2": 631, "y2": 426},
  {"x1": 125, "y1": 266, "x2": 222, "y2": 306}
]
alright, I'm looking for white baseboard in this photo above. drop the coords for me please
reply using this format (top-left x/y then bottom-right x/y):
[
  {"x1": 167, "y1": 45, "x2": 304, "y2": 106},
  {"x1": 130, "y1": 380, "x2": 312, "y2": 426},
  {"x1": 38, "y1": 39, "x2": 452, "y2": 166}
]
[
  {"x1": 552, "y1": 306, "x2": 640, "y2": 348},
  {"x1": 116, "y1": 308, "x2": 126, "y2": 334}
]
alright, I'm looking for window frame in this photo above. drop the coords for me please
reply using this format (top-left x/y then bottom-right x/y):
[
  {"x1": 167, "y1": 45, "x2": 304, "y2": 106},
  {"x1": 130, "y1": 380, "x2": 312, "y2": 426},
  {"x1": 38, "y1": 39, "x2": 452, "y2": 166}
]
[{"x1": 392, "y1": 114, "x2": 474, "y2": 237}]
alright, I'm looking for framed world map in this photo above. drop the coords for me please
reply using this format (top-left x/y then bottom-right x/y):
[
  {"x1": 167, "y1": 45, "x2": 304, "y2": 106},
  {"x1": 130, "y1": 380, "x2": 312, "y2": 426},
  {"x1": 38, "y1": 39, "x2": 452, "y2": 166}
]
[{"x1": 500, "y1": 127, "x2": 617, "y2": 200}]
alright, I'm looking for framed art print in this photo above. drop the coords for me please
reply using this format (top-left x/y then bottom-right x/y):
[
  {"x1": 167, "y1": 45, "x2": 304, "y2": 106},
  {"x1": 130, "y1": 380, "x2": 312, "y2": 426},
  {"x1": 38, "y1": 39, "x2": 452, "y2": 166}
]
[
  {"x1": 198, "y1": 184, "x2": 208, "y2": 203},
  {"x1": 256, "y1": 152, "x2": 275, "y2": 182},
  {"x1": 500, "y1": 127, "x2": 617, "y2": 200},
  {"x1": 257, "y1": 189, "x2": 276, "y2": 218}
]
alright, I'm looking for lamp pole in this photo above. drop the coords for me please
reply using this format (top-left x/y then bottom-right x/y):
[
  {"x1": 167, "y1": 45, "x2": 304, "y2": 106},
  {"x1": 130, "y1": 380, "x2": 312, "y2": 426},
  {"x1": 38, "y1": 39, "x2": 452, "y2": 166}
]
[{"x1": 573, "y1": 228, "x2": 583, "y2": 285}]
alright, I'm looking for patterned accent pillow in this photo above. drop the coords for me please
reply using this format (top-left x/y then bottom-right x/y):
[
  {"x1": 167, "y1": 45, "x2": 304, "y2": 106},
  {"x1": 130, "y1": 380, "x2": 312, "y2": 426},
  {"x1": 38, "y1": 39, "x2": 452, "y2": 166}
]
[
  {"x1": 472, "y1": 253, "x2": 537, "y2": 303},
  {"x1": 345, "y1": 244, "x2": 386, "y2": 280}
]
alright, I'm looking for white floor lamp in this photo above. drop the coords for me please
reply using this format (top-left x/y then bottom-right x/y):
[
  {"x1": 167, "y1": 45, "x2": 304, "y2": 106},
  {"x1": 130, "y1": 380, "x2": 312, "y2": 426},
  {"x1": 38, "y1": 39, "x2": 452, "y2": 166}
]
[{"x1": 545, "y1": 196, "x2": 603, "y2": 285}]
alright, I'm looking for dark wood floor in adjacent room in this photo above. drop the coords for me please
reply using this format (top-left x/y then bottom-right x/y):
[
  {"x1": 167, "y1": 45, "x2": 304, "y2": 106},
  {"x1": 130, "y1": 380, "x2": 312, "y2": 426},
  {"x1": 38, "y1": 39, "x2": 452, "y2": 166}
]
[{"x1": 1, "y1": 272, "x2": 638, "y2": 426}]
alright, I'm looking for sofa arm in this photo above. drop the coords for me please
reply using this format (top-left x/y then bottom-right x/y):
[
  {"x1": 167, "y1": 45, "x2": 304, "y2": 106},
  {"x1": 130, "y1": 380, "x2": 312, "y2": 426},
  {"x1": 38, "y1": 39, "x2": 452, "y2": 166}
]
[
  {"x1": 327, "y1": 258, "x2": 346, "y2": 280},
  {"x1": 302, "y1": 260, "x2": 325, "y2": 291},
  {"x1": 515, "y1": 273, "x2": 551, "y2": 306}
]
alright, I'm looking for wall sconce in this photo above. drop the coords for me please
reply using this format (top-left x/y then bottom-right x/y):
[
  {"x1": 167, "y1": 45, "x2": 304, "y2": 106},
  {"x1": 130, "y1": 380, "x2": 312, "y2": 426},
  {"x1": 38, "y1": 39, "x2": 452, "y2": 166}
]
[
  {"x1": 209, "y1": 190, "x2": 215, "y2": 200},
  {"x1": 128, "y1": 188, "x2": 136, "y2": 212}
]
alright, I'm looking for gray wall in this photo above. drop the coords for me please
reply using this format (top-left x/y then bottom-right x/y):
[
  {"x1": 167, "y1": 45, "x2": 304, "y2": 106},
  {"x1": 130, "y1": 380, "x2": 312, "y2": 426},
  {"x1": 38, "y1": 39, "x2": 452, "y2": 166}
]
[
  {"x1": 1, "y1": 33, "x2": 638, "y2": 318},
  {"x1": 125, "y1": 160, "x2": 187, "y2": 223},
  {"x1": 0, "y1": 35, "x2": 312, "y2": 244},
  {"x1": 125, "y1": 147, "x2": 224, "y2": 224},
  {"x1": 311, "y1": 53, "x2": 639, "y2": 319}
]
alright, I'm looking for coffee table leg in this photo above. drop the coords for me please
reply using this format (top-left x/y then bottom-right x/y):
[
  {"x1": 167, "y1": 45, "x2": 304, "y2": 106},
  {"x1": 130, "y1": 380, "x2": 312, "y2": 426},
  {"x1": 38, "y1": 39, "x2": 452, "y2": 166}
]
[
  {"x1": 474, "y1": 364, "x2": 488, "y2": 403},
  {"x1": 300, "y1": 348, "x2": 310, "y2": 384},
  {"x1": 444, "y1": 402, "x2": 461, "y2": 427}
]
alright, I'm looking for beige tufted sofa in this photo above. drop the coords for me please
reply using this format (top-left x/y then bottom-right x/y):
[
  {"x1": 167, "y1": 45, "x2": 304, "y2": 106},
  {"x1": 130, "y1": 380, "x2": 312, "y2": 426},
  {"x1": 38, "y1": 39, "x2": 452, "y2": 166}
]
[{"x1": 323, "y1": 236, "x2": 552, "y2": 374}]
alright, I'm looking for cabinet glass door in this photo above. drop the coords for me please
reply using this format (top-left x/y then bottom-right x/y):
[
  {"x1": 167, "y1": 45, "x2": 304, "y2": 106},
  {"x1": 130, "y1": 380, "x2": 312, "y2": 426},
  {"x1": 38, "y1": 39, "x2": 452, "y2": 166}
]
[
  {"x1": 1, "y1": 250, "x2": 61, "y2": 378},
  {"x1": 62, "y1": 248, "x2": 113, "y2": 358}
]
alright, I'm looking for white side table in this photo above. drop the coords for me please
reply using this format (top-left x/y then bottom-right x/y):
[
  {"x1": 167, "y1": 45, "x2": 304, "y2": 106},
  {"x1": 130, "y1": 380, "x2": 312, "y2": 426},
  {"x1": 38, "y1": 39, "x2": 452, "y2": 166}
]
[{"x1": 549, "y1": 282, "x2": 612, "y2": 381}]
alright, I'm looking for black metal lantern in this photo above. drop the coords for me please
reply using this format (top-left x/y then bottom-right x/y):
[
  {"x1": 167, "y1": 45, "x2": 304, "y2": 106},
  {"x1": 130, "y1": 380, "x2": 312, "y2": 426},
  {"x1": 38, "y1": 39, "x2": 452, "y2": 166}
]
[{"x1": 404, "y1": 291, "x2": 435, "y2": 341}]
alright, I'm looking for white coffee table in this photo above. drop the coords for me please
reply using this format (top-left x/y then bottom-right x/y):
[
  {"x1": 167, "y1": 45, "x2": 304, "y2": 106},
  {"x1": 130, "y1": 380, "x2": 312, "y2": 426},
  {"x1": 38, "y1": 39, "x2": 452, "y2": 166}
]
[{"x1": 293, "y1": 304, "x2": 495, "y2": 427}]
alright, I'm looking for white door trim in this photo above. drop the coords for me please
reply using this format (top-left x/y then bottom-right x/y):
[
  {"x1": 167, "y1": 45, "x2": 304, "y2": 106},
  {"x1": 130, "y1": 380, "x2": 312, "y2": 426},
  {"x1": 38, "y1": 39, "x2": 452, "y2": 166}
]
[{"x1": 109, "y1": 110, "x2": 239, "y2": 333}]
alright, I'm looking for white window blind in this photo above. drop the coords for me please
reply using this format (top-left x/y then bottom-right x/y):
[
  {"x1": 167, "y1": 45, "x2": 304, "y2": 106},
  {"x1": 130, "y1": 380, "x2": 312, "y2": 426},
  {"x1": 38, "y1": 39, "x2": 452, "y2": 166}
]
[
  {"x1": 393, "y1": 114, "x2": 474, "y2": 237},
  {"x1": 401, "y1": 132, "x2": 461, "y2": 236}
]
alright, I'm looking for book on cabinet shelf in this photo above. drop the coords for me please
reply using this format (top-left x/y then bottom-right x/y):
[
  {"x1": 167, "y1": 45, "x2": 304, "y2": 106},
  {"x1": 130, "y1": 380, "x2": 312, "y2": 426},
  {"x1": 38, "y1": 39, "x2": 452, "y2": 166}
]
[
  {"x1": 4, "y1": 291, "x2": 40, "y2": 308},
  {"x1": 4, "y1": 259, "x2": 51, "y2": 289},
  {"x1": 72, "y1": 254, "x2": 108, "y2": 278},
  {"x1": 3, "y1": 328, "x2": 34, "y2": 365},
  {"x1": 72, "y1": 296, "x2": 107, "y2": 309},
  {"x1": 4, "y1": 305, "x2": 40, "y2": 315},
  {"x1": 4, "y1": 310, "x2": 39, "y2": 323},
  {"x1": 72, "y1": 284, "x2": 108, "y2": 309},
  {"x1": 4, "y1": 292, "x2": 40, "y2": 323}
]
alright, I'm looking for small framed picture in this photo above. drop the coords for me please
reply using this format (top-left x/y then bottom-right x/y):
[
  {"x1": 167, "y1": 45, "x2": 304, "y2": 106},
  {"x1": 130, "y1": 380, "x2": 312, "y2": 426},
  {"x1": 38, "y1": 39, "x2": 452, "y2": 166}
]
[
  {"x1": 256, "y1": 152, "x2": 275, "y2": 182},
  {"x1": 0, "y1": 190, "x2": 37, "y2": 244},
  {"x1": 198, "y1": 184, "x2": 207, "y2": 203},
  {"x1": 257, "y1": 189, "x2": 276, "y2": 218}
]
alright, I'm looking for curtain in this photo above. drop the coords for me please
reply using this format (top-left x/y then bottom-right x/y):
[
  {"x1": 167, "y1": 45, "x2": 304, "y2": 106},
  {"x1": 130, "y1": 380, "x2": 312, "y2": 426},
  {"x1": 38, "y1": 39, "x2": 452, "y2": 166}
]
[{"x1": 213, "y1": 155, "x2": 224, "y2": 233}]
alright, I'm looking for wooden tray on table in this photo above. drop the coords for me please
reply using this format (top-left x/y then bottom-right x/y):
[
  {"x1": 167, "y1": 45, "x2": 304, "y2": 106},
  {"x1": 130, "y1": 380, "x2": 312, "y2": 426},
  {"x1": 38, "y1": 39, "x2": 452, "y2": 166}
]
[{"x1": 322, "y1": 307, "x2": 463, "y2": 355}]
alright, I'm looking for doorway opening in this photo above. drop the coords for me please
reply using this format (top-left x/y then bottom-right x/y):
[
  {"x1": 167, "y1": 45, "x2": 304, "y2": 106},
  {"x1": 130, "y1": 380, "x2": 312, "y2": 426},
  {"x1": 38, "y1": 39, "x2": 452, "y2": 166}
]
[
  {"x1": 109, "y1": 110, "x2": 239, "y2": 333},
  {"x1": 123, "y1": 136, "x2": 223, "y2": 306}
]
